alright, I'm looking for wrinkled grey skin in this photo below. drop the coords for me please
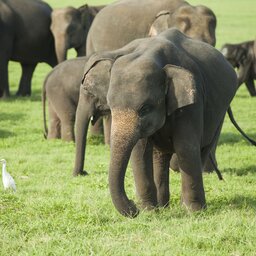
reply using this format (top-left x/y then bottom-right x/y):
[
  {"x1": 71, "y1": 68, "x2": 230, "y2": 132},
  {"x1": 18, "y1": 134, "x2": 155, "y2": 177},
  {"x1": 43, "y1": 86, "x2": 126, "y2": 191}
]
[
  {"x1": 86, "y1": 0, "x2": 216, "y2": 147},
  {"x1": 51, "y1": 4, "x2": 105, "y2": 63},
  {"x1": 0, "y1": 0, "x2": 57, "y2": 98},
  {"x1": 42, "y1": 57, "x2": 90, "y2": 142},
  {"x1": 87, "y1": 0, "x2": 216, "y2": 55},
  {"x1": 82, "y1": 29, "x2": 237, "y2": 217},
  {"x1": 221, "y1": 40, "x2": 256, "y2": 97}
]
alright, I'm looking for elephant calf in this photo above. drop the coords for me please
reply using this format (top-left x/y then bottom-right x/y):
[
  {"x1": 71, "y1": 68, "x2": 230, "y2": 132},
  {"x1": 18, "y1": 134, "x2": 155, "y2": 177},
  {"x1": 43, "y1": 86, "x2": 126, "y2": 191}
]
[
  {"x1": 79, "y1": 28, "x2": 238, "y2": 217},
  {"x1": 42, "y1": 57, "x2": 88, "y2": 141},
  {"x1": 221, "y1": 40, "x2": 256, "y2": 96},
  {"x1": 42, "y1": 56, "x2": 111, "y2": 145}
]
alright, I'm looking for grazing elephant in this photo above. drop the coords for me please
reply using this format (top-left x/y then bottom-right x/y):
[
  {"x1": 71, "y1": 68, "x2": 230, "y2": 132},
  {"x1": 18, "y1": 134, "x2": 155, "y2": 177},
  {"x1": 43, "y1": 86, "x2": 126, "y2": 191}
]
[
  {"x1": 50, "y1": 4, "x2": 105, "y2": 63},
  {"x1": 81, "y1": 29, "x2": 237, "y2": 217},
  {"x1": 221, "y1": 40, "x2": 256, "y2": 96},
  {"x1": 0, "y1": 0, "x2": 57, "y2": 98},
  {"x1": 42, "y1": 57, "x2": 88, "y2": 141}
]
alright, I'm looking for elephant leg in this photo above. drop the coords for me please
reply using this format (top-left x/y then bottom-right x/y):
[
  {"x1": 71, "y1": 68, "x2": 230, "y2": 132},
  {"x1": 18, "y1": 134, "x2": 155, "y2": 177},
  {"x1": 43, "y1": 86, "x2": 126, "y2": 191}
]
[
  {"x1": 173, "y1": 123, "x2": 206, "y2": 211},
  {"x1": 130, "y1": 138, "x2": 157, "y2": 210},
  {"x1": 169, "y1": 154, "x2": 179, "y2": 172},
  {"x1": 245, "y1": 78, "x2": 256, "y2": 97},
  {"x1": 103, "y1": 114, "x2": 112, "y2": 145},
  {"x1": 203, "y1": 139, "x2": 218, "y2": 172},
  {"x1": 0, "y1": 58, "x2": 10, "y2": 98},
  {"x1": 16, "y1": 63, "x2": 36, "y2": 96},
  {"x1": 60, "y1": 110, "x2": 76, "y2": 142},
  {"x1": 47, "y1": 102, "x2": 61, "y2": 139},
  {"x1": 153, "y1": 147, "x2": 171, "y2": 207}
]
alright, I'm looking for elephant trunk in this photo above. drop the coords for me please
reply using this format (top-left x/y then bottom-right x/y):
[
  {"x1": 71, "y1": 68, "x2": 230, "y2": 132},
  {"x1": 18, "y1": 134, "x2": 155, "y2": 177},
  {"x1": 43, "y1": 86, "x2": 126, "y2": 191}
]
[
  {"x1": 73, "y1": 91, "x2": 95, "y2": 176},
  {"x1": 109, "y1": 109, "x2": 140, "y2": 217},
  {"x1": 54, "y1": 35, "x2": 68, "y2": 63}
]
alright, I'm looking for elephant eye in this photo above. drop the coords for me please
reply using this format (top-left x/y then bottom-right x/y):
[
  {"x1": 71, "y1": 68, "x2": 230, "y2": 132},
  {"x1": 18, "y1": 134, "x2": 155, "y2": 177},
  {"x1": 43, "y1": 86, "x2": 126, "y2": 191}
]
[{"x1": 138, "y1": 104, "x2": 153, "y2": 117}]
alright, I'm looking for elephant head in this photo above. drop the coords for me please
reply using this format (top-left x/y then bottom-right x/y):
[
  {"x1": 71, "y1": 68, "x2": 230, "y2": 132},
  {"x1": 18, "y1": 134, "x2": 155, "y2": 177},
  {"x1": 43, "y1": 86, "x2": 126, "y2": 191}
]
[
  {"x1": 51, "y1": 5, "x2": 103, "y2": 63},
  {"x1": 149, "y1": 5, "x2": 216, "y2": 46},
  {"x1": 107, "y1": 49, "x2": 197, "y2": 217}
]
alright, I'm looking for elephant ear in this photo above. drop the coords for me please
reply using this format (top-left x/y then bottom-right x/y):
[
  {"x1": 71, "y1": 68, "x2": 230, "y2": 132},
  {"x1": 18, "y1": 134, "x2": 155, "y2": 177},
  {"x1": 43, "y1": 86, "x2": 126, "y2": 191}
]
[
  {"x1": 164, "y1": 64, "x2": 197, "y2": 116},
  {"x1": 149, "y1": 11, "x2": 170, "y2": 37},
  {"x1": 81, "y1": 54, "x2": 115, "y2": 107}
]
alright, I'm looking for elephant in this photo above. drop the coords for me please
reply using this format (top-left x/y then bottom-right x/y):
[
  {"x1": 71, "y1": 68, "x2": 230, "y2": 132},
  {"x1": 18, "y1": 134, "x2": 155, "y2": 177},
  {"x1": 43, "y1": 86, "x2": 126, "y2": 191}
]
[
  {"x1": 0, "y1": 0, "x2": 57, "y2": 98},
  {"x1": 50, "y1": 4, "x2": 105, "y2": 63},
  {"x1": 42, "y1": 57, "x2": 88, "y2": 141},
  {"x1": 86, "y1": 0, "x2": 216, "y2": 55},
  {"x1": 42, "y1": 55, "x2": 111, "y2": 144},
  {"x1": 221, "y1": 40, "x2": 256, "y2": 96},
  {"x1": 86, "y1": 0, "x2": 217, "y2": 143},
  {"x1": 80, "y1": 29, "x2": 237, "y2": 217}
]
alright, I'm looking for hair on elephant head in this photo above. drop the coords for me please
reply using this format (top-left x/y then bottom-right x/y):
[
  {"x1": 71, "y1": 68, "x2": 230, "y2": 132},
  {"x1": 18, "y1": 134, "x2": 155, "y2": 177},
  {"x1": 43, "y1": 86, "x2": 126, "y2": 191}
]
[{"x1": 105, "y1": 28, "x2": 237, "y2": 217}]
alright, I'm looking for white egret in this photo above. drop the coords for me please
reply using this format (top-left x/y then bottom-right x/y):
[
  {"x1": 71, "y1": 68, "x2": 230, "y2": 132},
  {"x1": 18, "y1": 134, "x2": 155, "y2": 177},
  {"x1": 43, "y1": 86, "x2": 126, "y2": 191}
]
[{"x1": 0, "y1": 159, "x2": 16, "y2": 191}]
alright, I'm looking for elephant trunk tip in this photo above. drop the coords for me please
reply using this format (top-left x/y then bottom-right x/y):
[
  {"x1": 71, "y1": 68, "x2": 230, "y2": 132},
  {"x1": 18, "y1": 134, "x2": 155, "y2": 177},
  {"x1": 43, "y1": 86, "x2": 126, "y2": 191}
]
[{"x1": 118, "y1": 200, "x2": 140, "y2": 218}]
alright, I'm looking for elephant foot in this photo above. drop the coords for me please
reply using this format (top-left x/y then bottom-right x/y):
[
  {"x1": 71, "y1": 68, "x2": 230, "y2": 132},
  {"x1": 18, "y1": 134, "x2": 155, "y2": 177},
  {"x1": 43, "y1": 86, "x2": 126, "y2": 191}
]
[
  {"x1": 138, "y1": 200, "x2": 158, "y2": 211},
  {"x1": 181, "y1": 199, "x2": 206, "y2": 212},
  {"x1": 73, "y1": 170, "x2": 89, "y2": 177}
]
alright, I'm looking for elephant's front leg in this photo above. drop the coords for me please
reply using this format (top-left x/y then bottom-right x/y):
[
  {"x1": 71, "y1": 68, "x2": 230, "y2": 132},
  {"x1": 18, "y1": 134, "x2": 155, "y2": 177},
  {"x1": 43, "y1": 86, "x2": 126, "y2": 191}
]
[
  {"x1": 130, "y1": 138, "x2": 157, "y2": 210},
  {"x1": 16, "y1": 63, "x2": 36, "y2": 96},
  {"x1": 153, "y1": 147, "x2": 171, "y2": 207}
]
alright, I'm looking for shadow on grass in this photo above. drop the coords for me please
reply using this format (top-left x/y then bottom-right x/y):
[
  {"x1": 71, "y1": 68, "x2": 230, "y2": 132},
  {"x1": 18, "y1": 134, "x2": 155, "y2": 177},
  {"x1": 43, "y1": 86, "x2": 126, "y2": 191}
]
[
  {"x1": 223, "y1": 165, "x2": 256, "y2": 176},
  {"x1": 218, "y1": 132, "x2": 256, "y2": 145},
  {"x1": 0, "y1": 129, "x2": 16, "y2": 138},
  {"x1": 0, "y1": 88, "x2": 42, "y2": 102}
]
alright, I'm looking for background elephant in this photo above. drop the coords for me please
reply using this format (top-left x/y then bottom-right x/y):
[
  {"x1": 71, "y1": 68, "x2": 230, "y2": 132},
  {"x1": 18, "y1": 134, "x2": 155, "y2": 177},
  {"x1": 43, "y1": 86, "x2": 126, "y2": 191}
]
[
  {"x1": 221, "y1": 40, "x2": 256, "y2": 96},
  {"x1": 86, "y1": 0, "x2": 217, "y2": 142},
  {"x1": 42, "y1": 55, "x2": 111, "y2": 145},
  {"x1": 82, "y1": 29, "x2": 237, "y2": 217},
  {"x1": 50, "y1": 4, "x2": 105, "y2": 63},
  {"x1": 42, "y1": 57, "x2": 87, "y2": 141},
  {"x1": 0, "y1": 0, "x2": 57, "y2": 98}
]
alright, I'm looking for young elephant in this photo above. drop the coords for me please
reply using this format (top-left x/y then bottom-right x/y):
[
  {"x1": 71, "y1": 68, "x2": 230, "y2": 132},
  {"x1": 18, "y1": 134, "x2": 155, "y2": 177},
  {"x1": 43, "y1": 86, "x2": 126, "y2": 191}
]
[
  {"x1": 221, "y1": 40, "x2": 256, "y2": 96},
  {"x1": 42, "y1": 57, "x2": 89, "y2": 141},
  {"x1": 81, "y1": 29, "x2": 237, "y2": 217},
  {"x1": 50, "y1": 4, "x2": 105, "y2": 63}
]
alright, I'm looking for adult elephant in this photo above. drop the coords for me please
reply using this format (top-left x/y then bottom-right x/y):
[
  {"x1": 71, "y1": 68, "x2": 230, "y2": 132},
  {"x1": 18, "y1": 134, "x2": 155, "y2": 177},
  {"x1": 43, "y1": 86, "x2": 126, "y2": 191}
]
[
  {"x1": 86, "y1": 0, "x2": 216, "y2": 54},
  {"x1": 50, "y1": 4, "x2": 105, "y2": 63},
  {"x1": 0, "y1": 0, "x2": 57, "y2": 98},
  {"x1": 221, "y1": 40, "x2": 256, "y2": 97},
  {"x1": 82, "y1": 29, "x2": 237, "y2": 217}
]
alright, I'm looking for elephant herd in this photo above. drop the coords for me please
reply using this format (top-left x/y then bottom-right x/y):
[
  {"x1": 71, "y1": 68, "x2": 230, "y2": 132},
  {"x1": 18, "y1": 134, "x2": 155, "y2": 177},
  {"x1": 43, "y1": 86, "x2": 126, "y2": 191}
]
[{"x1": 1, "y1": 0, "x2": 255, "y2": 217}]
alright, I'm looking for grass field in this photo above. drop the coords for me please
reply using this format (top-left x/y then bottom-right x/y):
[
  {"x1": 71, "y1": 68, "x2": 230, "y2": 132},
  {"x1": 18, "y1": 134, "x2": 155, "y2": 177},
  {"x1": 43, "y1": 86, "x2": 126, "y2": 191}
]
[{"x1": 0, "y1": 0, "x2": 256, "y2": 255}]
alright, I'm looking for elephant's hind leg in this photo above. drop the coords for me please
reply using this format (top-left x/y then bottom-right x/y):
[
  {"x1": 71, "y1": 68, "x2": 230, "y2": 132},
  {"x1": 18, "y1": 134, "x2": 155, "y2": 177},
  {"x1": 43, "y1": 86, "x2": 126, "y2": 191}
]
[{"x1": 47, "y1": 102, "x2": 61, "y2": 139}]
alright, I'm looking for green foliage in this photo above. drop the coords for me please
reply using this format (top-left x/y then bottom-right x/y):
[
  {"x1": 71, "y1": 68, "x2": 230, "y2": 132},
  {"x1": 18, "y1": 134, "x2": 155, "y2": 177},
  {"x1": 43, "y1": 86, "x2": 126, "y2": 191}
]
[{"x1": 0, "y1": 0, "x2": 256, "y2": 255}]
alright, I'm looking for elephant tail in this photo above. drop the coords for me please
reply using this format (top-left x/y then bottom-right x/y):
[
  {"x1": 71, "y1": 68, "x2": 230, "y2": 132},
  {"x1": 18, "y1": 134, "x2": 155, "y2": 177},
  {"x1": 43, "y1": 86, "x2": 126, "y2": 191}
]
[
  {"x1": 209, "y1": 152, "x2": 223, "y2": 180},
  {"x1": 42, "y1": 74, "x2": 49, "y2": 139},
  {"x1": 227, "y1": 107, "x2": 256, "y2": 146}
]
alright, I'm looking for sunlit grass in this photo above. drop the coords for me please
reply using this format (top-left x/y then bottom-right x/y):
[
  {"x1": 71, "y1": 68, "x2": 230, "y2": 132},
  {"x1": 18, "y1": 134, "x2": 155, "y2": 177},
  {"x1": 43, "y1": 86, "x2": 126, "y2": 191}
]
[{"x1": 0, "y1": 0, "x2": 256, "y2": 255}]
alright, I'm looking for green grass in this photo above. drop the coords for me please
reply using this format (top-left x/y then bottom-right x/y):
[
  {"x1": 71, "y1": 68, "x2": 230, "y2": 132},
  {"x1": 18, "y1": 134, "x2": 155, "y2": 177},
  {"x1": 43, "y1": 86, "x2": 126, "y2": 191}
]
[{"x1": 1, "y1": 0, "x2": 256, "y2": 255}]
